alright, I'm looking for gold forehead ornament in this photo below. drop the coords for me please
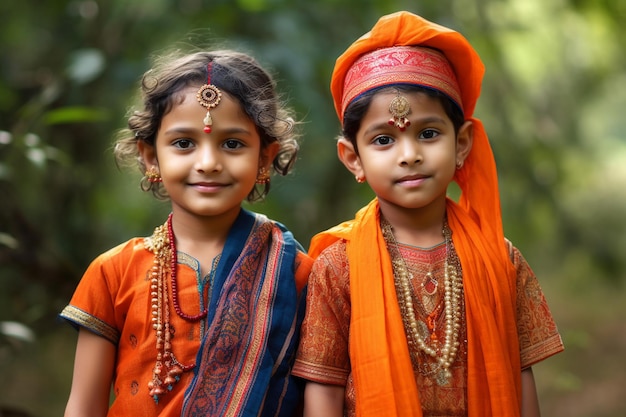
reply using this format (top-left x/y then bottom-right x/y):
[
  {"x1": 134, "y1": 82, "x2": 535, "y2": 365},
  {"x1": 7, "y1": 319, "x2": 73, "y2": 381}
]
[
  {"x1": 196, "y1": 62, "x2": 222, "y2": 134},
  {"x1": 388, "y1": 94, "x2": 411, "y2": 131}
]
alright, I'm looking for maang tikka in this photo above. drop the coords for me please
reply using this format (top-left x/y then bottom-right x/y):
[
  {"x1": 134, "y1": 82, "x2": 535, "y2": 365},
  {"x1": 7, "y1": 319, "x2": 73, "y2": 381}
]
[
  {"x1": 388, "y1": 93, "x2": 411, "y2": 131},
  {"x1": 196, "y1": 62, "x2": 222, "y2": 133}
]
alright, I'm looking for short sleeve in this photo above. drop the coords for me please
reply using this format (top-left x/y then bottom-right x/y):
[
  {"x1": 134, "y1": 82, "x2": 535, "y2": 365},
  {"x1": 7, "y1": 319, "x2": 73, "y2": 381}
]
[
  {"x1": 58, "y1": 239, "x2": 143, "y2": 344},
  {"x1": 511, "y1": 244, "x2": 565, "y2": 368},
  {"x1": 292, "y1": 240, "x2": 352, "y2": 385}
]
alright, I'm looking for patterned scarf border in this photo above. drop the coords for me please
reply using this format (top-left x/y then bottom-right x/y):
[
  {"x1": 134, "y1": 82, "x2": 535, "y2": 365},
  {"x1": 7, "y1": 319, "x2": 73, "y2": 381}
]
[{"x1": 181, "y1": 210, "x2": 301, "y2": 417}]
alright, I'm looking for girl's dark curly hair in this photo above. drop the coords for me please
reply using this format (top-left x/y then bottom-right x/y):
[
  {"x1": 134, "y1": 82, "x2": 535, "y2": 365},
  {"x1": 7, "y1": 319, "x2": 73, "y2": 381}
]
[{"x1": 114, "y1": 49, "x2": 300, "y2": 202}]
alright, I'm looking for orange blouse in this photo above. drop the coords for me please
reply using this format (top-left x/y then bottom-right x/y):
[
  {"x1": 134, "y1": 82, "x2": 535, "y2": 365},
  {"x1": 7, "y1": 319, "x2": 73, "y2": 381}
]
[{"x1": 61, "y1": 235, "x2": 311, "y2": 417}]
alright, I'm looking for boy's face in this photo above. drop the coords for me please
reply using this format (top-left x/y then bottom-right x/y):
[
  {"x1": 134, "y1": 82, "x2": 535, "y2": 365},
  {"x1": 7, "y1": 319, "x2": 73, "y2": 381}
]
[{"x1": 340, "y1": 90, "x2": 471, "y2": 219}]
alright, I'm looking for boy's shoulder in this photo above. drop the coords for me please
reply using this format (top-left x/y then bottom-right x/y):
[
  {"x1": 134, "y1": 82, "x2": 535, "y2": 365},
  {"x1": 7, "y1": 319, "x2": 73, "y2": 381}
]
[
  {"x1": 309, "y1": 239, "x2": 351, "y2": 288},
  {"x1": 316, "y1": 237, "x2": 347, "y2": 255},
  {"x1": 312, "y1": 238, "x2": 349, "y2": 268}
]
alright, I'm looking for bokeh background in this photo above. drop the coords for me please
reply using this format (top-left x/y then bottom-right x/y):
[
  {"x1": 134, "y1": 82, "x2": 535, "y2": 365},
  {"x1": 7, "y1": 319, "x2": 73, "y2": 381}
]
[{"x1": 1, "y1": 1, "x2": 625, "y2": 416}]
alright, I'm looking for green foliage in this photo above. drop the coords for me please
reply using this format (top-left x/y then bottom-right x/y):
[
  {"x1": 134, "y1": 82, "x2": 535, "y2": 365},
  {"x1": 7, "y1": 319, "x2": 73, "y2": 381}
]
[{"x1": 1, "y1": 0, "x2": 625, "y2": 415}]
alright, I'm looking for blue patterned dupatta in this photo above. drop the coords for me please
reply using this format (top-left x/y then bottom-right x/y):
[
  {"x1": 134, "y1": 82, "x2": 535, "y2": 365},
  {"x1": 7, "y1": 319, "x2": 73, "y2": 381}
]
[{"x1": 182, "y1": 209, "x2": 305, "y2": 417}]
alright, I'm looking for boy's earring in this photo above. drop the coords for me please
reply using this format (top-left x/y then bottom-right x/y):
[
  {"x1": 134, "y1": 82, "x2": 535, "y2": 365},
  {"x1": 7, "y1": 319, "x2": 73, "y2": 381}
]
[
  {"x1": 388, "y1": 94, "x2": 411, "y2": 131},
  {"x1": 355, "y1": 175, "x2": 365, "y2": 183},
  {"x1": 256, "y1": 167, "x2": 271, "y2": 184},
  {"x1": 146, "y1": 166, "x2": 162, "y2": 183}
]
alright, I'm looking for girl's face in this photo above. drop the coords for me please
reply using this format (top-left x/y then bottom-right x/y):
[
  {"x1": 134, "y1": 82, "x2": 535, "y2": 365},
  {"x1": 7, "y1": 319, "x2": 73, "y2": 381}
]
[
  {"x1": 141, "y1": 86, "x2": 274, "y2": 222},
  {"x1": 340, "y1": 90, "x2": 471, "y2": 220}
]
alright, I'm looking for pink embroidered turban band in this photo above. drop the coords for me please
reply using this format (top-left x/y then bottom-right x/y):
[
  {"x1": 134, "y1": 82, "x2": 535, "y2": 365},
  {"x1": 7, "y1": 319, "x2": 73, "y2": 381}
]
[{"x1": 340, "y1": 45, "x2": 463, "y2": 120}]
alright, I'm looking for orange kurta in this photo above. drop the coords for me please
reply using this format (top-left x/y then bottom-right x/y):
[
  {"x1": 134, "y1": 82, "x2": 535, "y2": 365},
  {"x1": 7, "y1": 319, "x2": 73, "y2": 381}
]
[
  {"x1": 61, "y1": 217, "x2": 311, "y2": 417},
  {"x1": 293, "y1": 221, "x2": 564, "y2": 416},
  {"x1": 61, "y1": 238, "x2": 201, "y2": 416}
]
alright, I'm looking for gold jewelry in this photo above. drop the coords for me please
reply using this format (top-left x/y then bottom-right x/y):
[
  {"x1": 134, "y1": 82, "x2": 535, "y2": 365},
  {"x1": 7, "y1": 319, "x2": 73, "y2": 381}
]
[
  {"x1": 145, "y1": 215, "x2": 209, "y2": 403},
  {"x1": 381, "y1": 217, "x2": 463, "y2": 386},
  {"x1": 196, "y1": 62, "x2": 222, "y2": 134},
  {"x1": 388, "y1": 94, "x2": 411, "y2": 131},
  {"x1": 146, "y1": 166, "x2": 162, "y2": 183},
  {"x1": 256, "y1": 166, "x2": 270, "y2": 184},
  {"x1": 422, "y1": 270, "x2": 439, "y2": 313},
  {"x1": 145, "y1": 219, "x2": 188, "y2": 403}
]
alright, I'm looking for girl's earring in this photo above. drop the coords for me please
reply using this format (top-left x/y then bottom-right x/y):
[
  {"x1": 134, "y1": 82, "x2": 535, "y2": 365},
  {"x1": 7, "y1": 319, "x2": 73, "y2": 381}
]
[
  {"x1": 355, "y1": 175, "x2": 365, "y2": 183},
  {"x1": 146, "y1": 166, "x2": 162, "y2": 183},
  {"x1": 456, "y1": 161, "x2": 464, "y2": 170},
  {"x1": 256, "y1": 167, "x2": 271, "y2": 184}
]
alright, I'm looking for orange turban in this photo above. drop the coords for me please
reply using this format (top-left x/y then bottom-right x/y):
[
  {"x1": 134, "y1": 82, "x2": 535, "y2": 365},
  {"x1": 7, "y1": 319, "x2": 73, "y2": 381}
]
[
  {"x1": 312, "y1": 11, "x2": 522, "y2": 417},
  {"x1": 331, "y1": 12, "x2": 483, "y2": 121},
  {"x1": 340, "y1": 45, "x2": 464, "y2": 117}
]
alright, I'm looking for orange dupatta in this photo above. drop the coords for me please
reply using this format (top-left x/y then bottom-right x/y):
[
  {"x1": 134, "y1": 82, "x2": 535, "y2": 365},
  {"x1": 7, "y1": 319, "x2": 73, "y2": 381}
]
[{"x1": 312, "y1": 11, "x2": 522, "y2": 417}]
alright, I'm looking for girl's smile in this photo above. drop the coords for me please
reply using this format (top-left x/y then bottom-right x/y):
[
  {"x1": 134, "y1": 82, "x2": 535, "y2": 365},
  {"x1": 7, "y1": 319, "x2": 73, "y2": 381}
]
[{"x1": 189, "y1": 181, "x2": 228, "y2": 193}]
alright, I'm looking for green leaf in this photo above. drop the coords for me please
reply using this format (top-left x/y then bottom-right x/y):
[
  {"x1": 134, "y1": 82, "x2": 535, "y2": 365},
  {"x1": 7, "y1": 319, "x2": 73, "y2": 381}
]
[{"x1": 43, "y1": 107, "x2": 109, "y2": 125}]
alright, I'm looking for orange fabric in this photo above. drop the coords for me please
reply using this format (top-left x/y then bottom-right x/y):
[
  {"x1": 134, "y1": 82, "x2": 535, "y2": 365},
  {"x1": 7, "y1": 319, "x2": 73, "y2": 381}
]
[
  {"x1": 61, "y1": 236, "x2": 312, "y2": 417},
  {"x1": 60, "y1": 238, "x2": 200, "y2": 416},
  {"x1": 331, "y1": 12, "x2": 483, "y2": 122},
  {"x1": 296, "y1": 230, "x2": 564, "y2": 416},
  {"x1": 315, "y1": 10, "x2": 522, "y2": 417},
  {"x1": 341, "y1": 46, "x2": 463, "y2": 114}
]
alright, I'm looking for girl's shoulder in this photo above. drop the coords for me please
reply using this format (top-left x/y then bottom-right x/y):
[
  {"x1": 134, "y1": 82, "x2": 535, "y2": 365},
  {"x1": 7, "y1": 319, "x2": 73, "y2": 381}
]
[
  {"x1": 95, "y1": 237, "x2": 150, "y2": 261},
  {"x1": 86, "y1": 237, "x2": 153, "y2": 275}
]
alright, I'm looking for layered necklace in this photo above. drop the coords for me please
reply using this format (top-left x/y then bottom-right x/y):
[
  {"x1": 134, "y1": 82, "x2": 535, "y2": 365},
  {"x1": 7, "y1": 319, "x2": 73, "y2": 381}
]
[
  {"x1": 144, "y1": 214, "x2": 209, "y2": 403},
  {"x1": 381, "y1": 217, "x2": 464, "y2": 386}
]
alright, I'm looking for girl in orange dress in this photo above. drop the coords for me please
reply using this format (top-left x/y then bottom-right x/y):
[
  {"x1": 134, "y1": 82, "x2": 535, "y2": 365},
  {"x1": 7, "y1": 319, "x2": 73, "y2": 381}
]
[{"x1": 60, "y1": 49, "x2": 311, "y2": 417}]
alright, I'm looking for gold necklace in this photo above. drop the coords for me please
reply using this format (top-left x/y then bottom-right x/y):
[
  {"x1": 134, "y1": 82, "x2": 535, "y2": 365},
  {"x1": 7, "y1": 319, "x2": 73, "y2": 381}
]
[
  {"x1": 145, "y1": 218, "x2": 195, "y2": 404},
  {"x1": 381, "y1": 218, "x2": 464, "y2": 386}
]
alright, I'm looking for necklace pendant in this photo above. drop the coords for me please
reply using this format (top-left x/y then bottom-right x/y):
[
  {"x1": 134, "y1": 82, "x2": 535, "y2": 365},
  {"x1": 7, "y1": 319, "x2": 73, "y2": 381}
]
[{"x1": 423, "y1": 272, "x2": 438, "y2": 295}]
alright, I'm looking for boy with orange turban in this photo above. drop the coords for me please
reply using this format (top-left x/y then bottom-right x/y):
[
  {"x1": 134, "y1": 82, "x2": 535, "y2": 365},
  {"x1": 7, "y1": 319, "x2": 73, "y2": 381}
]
[{"x1": 292, "y1": 11, "x2": 563, "y2": 417}]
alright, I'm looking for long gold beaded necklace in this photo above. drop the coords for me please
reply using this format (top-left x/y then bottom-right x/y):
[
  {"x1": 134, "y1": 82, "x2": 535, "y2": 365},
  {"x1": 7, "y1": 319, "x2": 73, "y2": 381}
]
[
  {"x1": 143, "y1": 69, "x2": 221, "y2": 403},
  {"x1": 144, "y1": 214, "x2": 209, "y2": 403},
  {"x1": 381, "y1": 218, "x2": 464, "y2": 386}
]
